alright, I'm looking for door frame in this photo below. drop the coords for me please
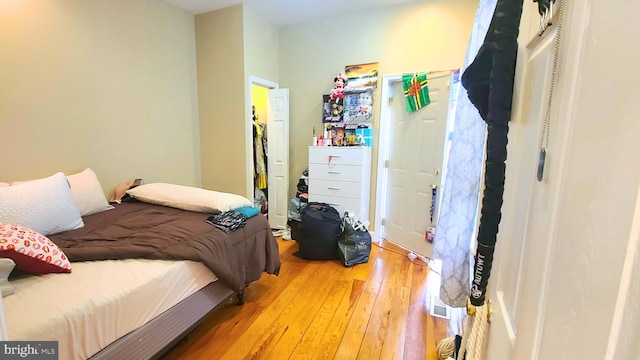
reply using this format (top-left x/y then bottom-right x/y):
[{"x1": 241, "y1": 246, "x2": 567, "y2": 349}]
[
  {"x1": 374, "y1": 74, "x2": 400, "y2": 243},
  {"x1": 246, "y1": 76, "x2": 279, "y2": 202}
]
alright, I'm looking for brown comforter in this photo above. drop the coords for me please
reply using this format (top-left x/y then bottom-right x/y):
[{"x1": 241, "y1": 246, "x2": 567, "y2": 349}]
[{"x1": 49, "y1": 202, "x2": 281, "y2": 294}]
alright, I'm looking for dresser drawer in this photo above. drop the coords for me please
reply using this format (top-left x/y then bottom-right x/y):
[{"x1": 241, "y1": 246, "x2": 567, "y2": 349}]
[
  {"x1": 308, "y1": 163, "x2": 363, "y2": 182},
  {"x1": 307, "y1": 194, "x2": 363, "y2": 218},
  {"x1": 308, "y1": 146, "x2": 371, "y2": 223},
  {"x1": 309, "y1": 147, "x2": 369, "y2": 166},
  {"x1": 308, "y1": 179, "x2": 362, "y2": 198}
]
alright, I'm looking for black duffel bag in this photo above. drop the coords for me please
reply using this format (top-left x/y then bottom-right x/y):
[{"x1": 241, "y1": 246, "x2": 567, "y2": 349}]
[{"x1": 295, "y1": 202, "x2": 342, "y2": 260}]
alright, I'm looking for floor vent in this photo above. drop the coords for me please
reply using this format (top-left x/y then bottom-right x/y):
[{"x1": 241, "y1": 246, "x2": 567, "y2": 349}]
[{"x1": 430, "y1": 294, "x2": 451, "y2": 319}]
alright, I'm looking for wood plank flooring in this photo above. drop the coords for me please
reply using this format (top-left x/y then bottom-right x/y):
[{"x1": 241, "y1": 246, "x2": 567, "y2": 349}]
[{"x1": 161, "y1": 238, "x2": 450, "y2": 360}]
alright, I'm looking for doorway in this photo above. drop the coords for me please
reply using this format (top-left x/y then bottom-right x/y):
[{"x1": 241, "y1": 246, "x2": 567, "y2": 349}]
[
  {"x1": 247, "y1": 76, "x2": 289, "y2": 230},
  {"x1": 251, "y1": 84, "x2": 270, "y2": 216},
  {"x1": 375, "y1": 71, "x2": 458, "y2": 258}
]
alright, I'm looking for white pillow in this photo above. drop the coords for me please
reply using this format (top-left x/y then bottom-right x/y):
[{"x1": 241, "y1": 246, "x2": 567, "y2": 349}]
[
  {"x1": 0, "y1": 172, "x2": 84, "y2": 235},
  {"x1": 66, "y1": 168, "x2": 114, "y2": 216},
  {"x1": 126, "y1": 183, "x2": 251, "y2": 213}
]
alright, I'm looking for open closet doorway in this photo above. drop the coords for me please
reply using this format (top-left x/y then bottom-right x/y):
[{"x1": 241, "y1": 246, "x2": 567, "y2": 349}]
[
  {"x1": 247, "y1": 76, "x2": 289, "y2": 230},
  {"x1": 374, "y1": 71, "x2": 460, "y2": 258}
]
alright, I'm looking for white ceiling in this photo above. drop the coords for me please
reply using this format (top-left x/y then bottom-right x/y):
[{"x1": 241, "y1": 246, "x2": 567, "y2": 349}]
[{"x1": 162, "y1": 0, "x2": 419, "y2": 26}]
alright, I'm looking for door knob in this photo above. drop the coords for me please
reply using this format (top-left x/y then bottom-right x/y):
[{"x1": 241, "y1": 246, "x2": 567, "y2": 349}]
[{"x1": 430, "y1": 183, "x2": 438, "y2": 189}]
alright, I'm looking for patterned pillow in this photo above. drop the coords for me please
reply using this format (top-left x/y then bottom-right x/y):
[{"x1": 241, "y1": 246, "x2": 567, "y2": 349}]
[
  {"x1": 0, "y1": 223, "x2": 72, "y2": 274},
  {"x1": 0, "y1": 172, "x2": 84, "y2": 235}
]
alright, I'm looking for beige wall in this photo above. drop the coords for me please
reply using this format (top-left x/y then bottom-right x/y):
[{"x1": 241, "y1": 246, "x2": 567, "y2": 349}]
[
  {"x1": 243, "y1": 5, "x2": 280, "y2": 198},
  {"x1": 195, "y1": 5, "x2": 246, "y2": 194},
  {"x1": 243, "y1": 6, "x2": 280, "y2": 85},
  {"x1": 0, "y1": 0, "x2": 475, "y2": 206},
  {"x1": 279, "y1": 0, "x2": 477, "y2": 222},
  {"x1": 194, "y1": 5, "x2": 279, "y2": 198},
  {"x1": 0, "y1": 0, "x2": 200, "y2": 196}
]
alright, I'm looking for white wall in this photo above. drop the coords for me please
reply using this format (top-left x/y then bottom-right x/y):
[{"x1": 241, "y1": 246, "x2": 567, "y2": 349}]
[{"x1": 0, "y1": 0, "x2": 201, "y2": 195}]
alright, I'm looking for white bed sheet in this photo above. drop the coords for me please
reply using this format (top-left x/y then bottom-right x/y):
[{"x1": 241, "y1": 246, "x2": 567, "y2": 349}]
[{"x1": 3, "y1": 259, "x2": 217, "y2": 360}]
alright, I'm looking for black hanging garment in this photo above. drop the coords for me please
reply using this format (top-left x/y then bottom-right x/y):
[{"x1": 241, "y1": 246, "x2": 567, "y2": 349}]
[{"x1": 461, "y1": 0, "x2": 523, "y2": 306}]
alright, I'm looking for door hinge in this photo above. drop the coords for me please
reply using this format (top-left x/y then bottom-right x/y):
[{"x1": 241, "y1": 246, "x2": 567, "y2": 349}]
[
  {"x1": 381, "y1": 218, "x2": 386, "y2": 225},
  {"x1": 384, "y1": 160, "x2": 390, "y2": 168}
]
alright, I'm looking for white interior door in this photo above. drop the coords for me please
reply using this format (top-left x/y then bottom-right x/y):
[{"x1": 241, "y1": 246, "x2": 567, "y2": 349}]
[
  {"x1": 267, "y1": 89, "x2": 289, "y2": 230},
  {"x1": 383, "y1": 72, "x2": 452, "y2": 258}
]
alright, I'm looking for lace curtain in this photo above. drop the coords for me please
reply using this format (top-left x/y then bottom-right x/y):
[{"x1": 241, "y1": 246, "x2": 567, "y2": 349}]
[{"x1": 433, "y1": 0, "x2": 498, "y2": 308}]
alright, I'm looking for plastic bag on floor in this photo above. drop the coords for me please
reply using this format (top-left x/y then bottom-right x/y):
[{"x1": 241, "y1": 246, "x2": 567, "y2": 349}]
[
  {"x1": 338, "y1": 212, "x2": 372, "y2": 267},
  {"x1": 288, "y1": 198, "x2": 307, "y2": 222}
]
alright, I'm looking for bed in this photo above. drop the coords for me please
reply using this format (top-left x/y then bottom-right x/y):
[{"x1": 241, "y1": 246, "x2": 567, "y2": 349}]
[{"x1": 0, "y1": 171, "x2": 281, "y2": 360}]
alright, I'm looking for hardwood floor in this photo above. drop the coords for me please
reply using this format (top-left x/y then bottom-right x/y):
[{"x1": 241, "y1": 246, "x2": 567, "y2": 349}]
[{"x1": 161, "y1": 237, "x2": 450, "y2": 360}]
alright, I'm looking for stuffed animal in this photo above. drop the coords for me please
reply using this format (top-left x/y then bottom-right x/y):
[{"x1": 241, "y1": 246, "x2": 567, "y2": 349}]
[
  {"x1": 358, "y1": 91, "x2": 373, "y2": 120},
  {"x1": 330, "y1": 72, "x2": 348, "y2": 104}
]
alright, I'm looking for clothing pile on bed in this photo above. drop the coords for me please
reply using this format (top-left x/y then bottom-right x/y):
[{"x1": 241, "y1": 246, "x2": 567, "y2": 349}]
[
  {"x1": 125, "y1": 182, "x2": 263, "y2": 232},
  {"x1": 206, "y1": 205, "x2": 260, "y2": 232}
]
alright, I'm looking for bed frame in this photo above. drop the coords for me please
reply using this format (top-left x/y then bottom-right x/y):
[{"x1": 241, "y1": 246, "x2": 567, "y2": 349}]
[
  {"x1": 47, "y1": 201, "x2": 278, "y2": 360},
  {"x1": 90, "y1": 281, "x2": 235, "y2": 360}
]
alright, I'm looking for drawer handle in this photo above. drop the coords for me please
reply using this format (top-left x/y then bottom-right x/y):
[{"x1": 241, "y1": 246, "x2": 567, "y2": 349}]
[
  {"x1": 328, "y1": 171, "x2": 341, "y2": 175},
  {"x1": 327, "y1": 155, "x2": 341, "y2": 166},
  {"x1": 327, "y1": 187, "x2": 341, "y2": 191}
]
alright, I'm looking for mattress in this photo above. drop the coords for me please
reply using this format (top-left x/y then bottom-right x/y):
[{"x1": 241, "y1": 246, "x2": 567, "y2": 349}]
[
  {"x1": 4, "y1": 259, "x2": 216, "y2": 360},
  {"x1": 50, "y1": 201, "x2": 281, "y2": 294}
]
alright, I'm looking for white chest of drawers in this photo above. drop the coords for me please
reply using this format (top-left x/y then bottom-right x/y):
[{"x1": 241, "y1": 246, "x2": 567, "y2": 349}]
[{"x1": 308, "y1": 146, "x2": 372, "y2": 222}]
